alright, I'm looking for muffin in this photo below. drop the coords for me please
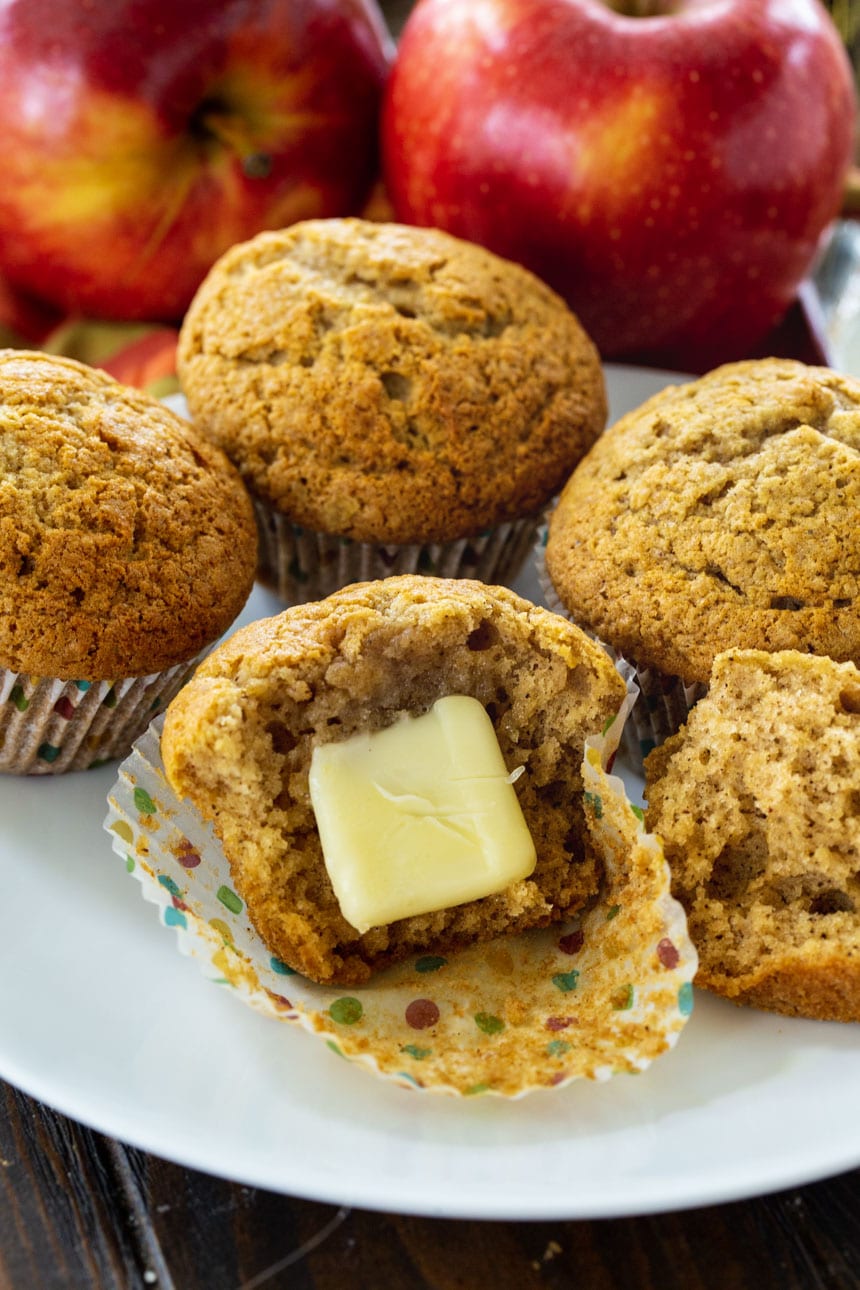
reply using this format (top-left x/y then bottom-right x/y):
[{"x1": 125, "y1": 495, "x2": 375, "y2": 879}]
[
  {"x1": 645, "y1": 649, "x2": 860, "y2": 1022},
  {"x1": 109, "y1": 691, "x2": 697, "y2": 1095},
  {"x1": 0, "y1": 350, "x2": 258, "y2": 773},
  {"x1": 161, "y1": 575, "x2": 627, "y2": 985},
  {"x1": 177, "y1": 218, "x2": 606, "y2": 602},
  {"x1": 545, "y1": 359, "x2": 860, "y2": 762}
]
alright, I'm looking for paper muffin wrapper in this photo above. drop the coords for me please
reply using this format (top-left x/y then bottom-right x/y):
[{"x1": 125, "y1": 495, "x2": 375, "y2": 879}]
[
  {"x1": 621, "y1": 665, "x2": 709, "y2": 765},
  {"x1": 104, "y1": 692, "x2": 697, "y2": 1099},
  {"x1": 253, "y1": 499, "x2": 542, "y2": 605},
  {"x1": 535, "y1": 533, "x2": 706, "y2": 774},
  {"x1": 0, "y1": 662, "x2": 200, "y2": 775}
]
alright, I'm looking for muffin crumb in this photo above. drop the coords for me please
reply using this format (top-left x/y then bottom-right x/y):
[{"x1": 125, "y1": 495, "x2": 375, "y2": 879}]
[{"x1": 645, "y1": 648, "x2": 860, "y2": 1021}]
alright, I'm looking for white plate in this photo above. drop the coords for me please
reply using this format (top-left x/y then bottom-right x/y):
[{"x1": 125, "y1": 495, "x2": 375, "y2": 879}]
[{"x1": 1, "y1": 365, "x2": 858, "y2": 1221}]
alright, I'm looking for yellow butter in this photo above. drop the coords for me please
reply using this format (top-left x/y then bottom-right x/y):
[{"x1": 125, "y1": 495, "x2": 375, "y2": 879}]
[{"x1": 308, "y1": 695, "x2": 536, "y2": 933}]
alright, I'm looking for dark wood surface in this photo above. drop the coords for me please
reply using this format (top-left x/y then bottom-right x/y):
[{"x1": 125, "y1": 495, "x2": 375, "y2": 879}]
[{"x1": 1, "y1": 1078, "x2": 859, "y2": 1290}]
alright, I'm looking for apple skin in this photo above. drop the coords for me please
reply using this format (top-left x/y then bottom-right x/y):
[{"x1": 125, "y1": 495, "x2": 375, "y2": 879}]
[
  {"x1": 0, "y1": 0, "x2": 392, "y2": 321},
  {"x1": 382, "y1": 0, "x2": 856, "y2": 369},
  {"x1": 0, "y1": 276, "x2": 62, "y2": 345}
]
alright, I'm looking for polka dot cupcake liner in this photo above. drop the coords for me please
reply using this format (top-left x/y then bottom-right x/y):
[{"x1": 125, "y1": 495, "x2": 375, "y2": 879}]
[
  {"x1": 0, "y1": 662, "x2": 200, "y2": 775},
  {"x1": 253, "y1": 499, "x2": 542, "y2": 606},
  {"x1": 104, "y1": 700, "x2": 697, "y2": 1098}
]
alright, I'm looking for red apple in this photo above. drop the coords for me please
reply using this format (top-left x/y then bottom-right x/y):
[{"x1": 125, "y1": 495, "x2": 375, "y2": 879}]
[
  {"x1": 0, "y1": 276, "x2": 63, "y2": 345},
  {"x1": 382, "y1": 0, "x2": 856, "y2": 369},
  {"x1": 0, "y1": 0, "x2": 392, "y2": 321},
  {"x1": 98, "y1": 329, "x2": 180, "y2": 393}
]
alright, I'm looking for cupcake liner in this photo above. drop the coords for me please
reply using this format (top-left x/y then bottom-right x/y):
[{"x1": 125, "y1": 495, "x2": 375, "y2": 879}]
[
  {"x1": 104, "y1": 691, "x2": 697, "y2": 1099},
  {"x1": 623, "y1": 665, "x2": 708, "y2": 764},
  {"x1": 0, "y1": 661, "x2": 200, "y2": 775},
  {"x1": 253, "y1": 498, "x2": 542, "y2": 605},
  {"x1": 535, "y1": 532, "x2": 705, "y2": 772}
]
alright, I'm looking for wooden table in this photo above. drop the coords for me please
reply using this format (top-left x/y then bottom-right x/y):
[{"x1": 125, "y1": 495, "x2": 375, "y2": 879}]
[{"x1": 1, "y1": 1080, "x2": 858, "y2": 1288}]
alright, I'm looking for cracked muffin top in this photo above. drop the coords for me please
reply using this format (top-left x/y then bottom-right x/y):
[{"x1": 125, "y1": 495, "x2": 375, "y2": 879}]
[
  {"x1": 0, "y1": 350, "x2": 257, "y2": 680},
  {"x1": 545, "y1": 359, "x2": 860, "y2": 685},
  {"x1": 177, "y1": 218, "x2": 606, "y2": 544}
]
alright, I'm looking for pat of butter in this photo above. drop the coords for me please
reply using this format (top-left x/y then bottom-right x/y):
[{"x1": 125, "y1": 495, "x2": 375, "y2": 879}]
[{"x1": 308, "y1": 695, "x2": 536, "y2": 933}]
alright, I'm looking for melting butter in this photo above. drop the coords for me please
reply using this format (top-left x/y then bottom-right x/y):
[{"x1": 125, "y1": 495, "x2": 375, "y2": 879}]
[{"x1": 308, "y1": 695, "x2": 536, "y2": 933}]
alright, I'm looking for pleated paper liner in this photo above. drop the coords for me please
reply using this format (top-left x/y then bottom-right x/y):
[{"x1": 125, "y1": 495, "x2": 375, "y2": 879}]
[
  {"x1": 104, "y1": 707, "x2": 696, "y2": 1098},
  {"x1": 253, "y1": 498, "x2": 542, "y2": 605},
  {"x1": 535, "y1": 530, "x2": 707, "y2": 773},
  {"x1": 0, "y1": 661, "x2": 200, "y2": 775}
]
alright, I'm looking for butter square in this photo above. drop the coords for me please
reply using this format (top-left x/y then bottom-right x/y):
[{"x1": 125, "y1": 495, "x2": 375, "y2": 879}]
[{"x1": 308, "y1": 695, "x2": 536, "y2": 933}]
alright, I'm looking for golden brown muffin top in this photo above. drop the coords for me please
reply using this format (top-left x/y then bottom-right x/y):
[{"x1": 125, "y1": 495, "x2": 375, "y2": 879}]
[
  {"x1": 0, "y1": 351, "x2": 258, "y2": 680},
  {"x1": 177, "y1": 219, "x2": 606, "y2": 544},
  {"x1": 162, "y1": 575, "x2": 626, "y2": 985},
  {"x1": 644, "y1": 648, "x2": 860, "y2": 1022},
  {"x1": 546, "y1": 359, "x2": 860, "y2": 685}
]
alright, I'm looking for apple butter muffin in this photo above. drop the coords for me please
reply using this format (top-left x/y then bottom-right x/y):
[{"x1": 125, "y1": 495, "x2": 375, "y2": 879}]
[
  {"x1": 645, "y1": 649, "x2": 860, "y2": 1022},
  {"x1": 177, "y1": 218, "x2": 606, "y2": 602},
  {"x1": 545, "y1": 359, "x2": 860, "y2": 762},
  {"x1": 161, "y1": 575, "x2": 627, "y2": 985},
  {"x1": 0, "y1": 350, "x2": 257, "y2": 773}
]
